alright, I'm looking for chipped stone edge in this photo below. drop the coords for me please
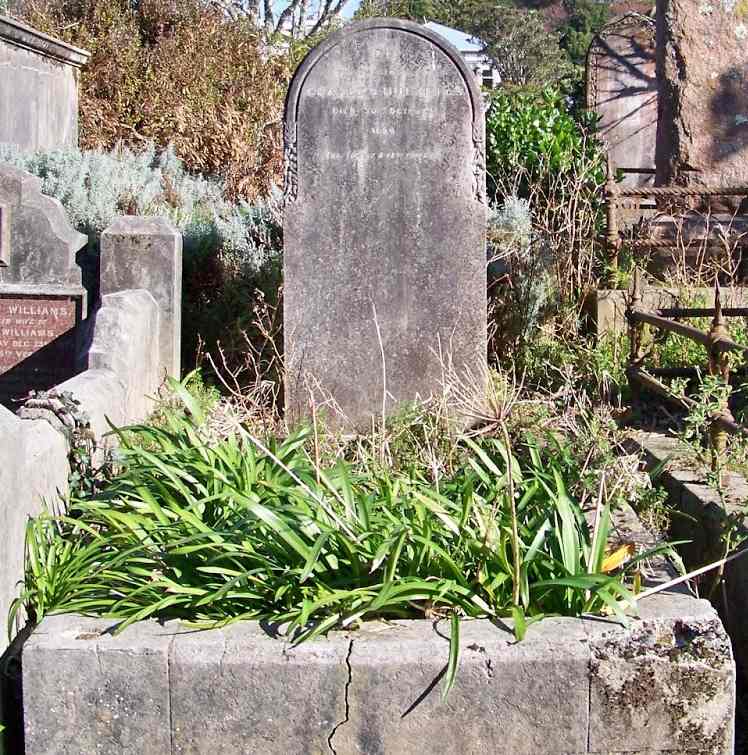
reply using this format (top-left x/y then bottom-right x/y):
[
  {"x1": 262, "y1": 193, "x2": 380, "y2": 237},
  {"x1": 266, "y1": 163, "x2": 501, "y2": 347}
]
[{"x1": 21, "y1": 592, "x2": 735, "y2": 754}]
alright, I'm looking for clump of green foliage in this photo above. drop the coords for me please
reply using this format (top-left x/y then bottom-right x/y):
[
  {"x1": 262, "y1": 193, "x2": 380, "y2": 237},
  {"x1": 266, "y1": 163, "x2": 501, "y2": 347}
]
[
  {"x1": 517, "y1": 325, "x2": 629, "y2": 406},
  {"x1": 485, "y1": 88, "x2": 608, "y2": 327},
  {"x1": 11, "y1": 383, "x2": 666, "y2": 694},
  {"x1": 559, "y1": 0, "x2": 611, "y2": 69},
  {"x1": 486, "y1": 87, "x2": 605, "y2": 202}
]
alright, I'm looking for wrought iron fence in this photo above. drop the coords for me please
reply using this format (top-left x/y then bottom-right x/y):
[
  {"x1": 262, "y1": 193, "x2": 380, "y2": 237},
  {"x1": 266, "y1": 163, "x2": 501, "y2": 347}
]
[
  {"x1": 626, "y1": 268, "x2": 748, "y2": 475},
  {"x1": 604, "y1": 181, "x2": 748, "y2": 286}
]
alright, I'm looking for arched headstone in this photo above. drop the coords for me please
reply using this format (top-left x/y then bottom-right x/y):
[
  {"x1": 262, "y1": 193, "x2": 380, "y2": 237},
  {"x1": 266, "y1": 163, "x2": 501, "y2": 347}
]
[
  {"x1": 587, "y1": 14, "x2": 658, "y2": 187},
  {"x1": 0, "y1": 165, "x2": 87, "y2": 407},
  {"x1": 284, "y1": 18, "x2": 487, "y2": 428}
]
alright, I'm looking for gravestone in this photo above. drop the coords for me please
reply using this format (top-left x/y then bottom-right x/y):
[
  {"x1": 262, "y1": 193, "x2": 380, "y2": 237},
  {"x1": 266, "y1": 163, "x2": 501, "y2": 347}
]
[
  {"x1": 656, "y1": 0, "x2": 748, "y2": 189},
  {"x1": 0, "y1": 15, "x2": 90, "y2": 151},
  {"x1": 0, "y1": 165, "x2": 87, "y2": 408},
  {"x1": 587, "y1": 14, "x2": 658, "y2": 187},
  {"x1": 284, "y1": 18, "x2": 487, "y2": 429},
  {"x1": 101, "y1": 216, "x2": 183, "y2": 381}
]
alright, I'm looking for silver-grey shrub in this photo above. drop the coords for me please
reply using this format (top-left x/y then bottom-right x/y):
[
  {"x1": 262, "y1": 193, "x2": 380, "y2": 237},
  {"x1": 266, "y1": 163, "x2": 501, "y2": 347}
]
[
  {"x1": 488, "y1": 195, "x2": 532, "y2": 262},
  {"x1": 0, "y1": 143, "x2": 280, "y2": 275}
]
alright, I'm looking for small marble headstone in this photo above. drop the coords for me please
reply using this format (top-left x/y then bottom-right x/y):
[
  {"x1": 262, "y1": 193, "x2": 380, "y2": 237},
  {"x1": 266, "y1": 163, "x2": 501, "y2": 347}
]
[
  {"x1": 284, "y1": 18, "x2": 487, "y2": 428},
  {"x1": 0, "y1": 165, "x2": 87, "y2": 407}
]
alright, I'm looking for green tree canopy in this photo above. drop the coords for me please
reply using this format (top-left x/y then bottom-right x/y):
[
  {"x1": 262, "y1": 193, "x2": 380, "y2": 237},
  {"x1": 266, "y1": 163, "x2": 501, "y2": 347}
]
[{"x1": 559, "y1": 0, "x2": 611, "y2": 67}]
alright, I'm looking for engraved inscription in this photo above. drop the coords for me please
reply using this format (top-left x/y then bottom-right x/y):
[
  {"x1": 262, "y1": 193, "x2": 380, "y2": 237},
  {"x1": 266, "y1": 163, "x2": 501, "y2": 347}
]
[
  {"x1": 0, "y1": 296, "x2": 76, "y2": 372},
  {"x1": 284, "y1": 22, "x2": 487, "y2": 428}
]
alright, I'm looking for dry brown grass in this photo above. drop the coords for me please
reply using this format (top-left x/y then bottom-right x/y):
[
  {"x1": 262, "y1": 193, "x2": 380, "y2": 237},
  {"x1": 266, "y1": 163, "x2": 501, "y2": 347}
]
[{"x1": 19, "y1": 0, "x2": 289, "y2": 199}]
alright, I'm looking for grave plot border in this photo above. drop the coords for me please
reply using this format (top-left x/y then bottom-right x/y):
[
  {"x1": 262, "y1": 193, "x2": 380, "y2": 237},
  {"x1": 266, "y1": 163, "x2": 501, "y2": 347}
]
[{"x1": 18, "y1": 589, "x2": 735, "y2": 755}]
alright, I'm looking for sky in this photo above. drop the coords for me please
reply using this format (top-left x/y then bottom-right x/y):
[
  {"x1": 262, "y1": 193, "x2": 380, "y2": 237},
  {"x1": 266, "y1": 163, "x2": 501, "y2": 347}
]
[
  {"x1": 269, "y1": 0, "x2": 481, "y2": 50},
  {"x1": 341, "y1": 0, "x2": 363, "y2": 17},
  {"x1": 269, "y1": 0, "x2": 362, "y2": 17}
]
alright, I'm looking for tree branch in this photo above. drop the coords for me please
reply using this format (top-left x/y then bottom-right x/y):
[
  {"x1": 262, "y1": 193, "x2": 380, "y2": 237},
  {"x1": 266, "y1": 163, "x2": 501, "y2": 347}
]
[
  {"x1": 263, "y1": 0, "x2": 274, "y2": 33},
  {"x1": 308, "y1": 0, "x2": 351, "y2": 37},
  {"x1": 275, "y1": 0, "x2": 304, "y2": 34}
]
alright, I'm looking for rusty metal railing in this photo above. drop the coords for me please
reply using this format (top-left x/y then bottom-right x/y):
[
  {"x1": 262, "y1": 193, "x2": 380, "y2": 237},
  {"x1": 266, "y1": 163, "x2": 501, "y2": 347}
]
[
  {"x1": 626, "y1": 268, "x2": 748, "y2": 475},
  {"x1": 604, "y1": 178, "x2": 748, "y2": 287}
]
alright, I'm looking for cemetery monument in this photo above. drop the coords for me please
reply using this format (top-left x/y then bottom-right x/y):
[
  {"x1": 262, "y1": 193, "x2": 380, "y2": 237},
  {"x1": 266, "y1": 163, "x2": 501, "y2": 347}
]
[{"x1": 284, "y1": 18, "x2": 487, "y2": 429}]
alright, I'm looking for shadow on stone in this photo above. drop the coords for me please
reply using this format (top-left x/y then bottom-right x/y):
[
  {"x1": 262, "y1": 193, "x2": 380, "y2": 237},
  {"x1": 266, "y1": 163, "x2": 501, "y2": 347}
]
[
  {"x1": 0, "y1": 624, "x2": 32, "y2": 755},
  {"x1": 400, "y1": 664, "x2": 446, "y2": 719}
]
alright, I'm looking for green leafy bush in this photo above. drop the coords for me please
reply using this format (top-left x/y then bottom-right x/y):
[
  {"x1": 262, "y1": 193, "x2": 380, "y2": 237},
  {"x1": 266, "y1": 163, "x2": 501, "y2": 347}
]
[
  {"x1": 12, "y1": 387, "x2": 666, "y2": 695},
  {"x1": 486, "y1": 87, "x2": 605, "y2": 200}
]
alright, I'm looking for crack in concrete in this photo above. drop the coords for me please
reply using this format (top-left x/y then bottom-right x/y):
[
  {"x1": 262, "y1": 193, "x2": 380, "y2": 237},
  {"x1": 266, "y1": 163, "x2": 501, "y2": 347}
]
[
  {"x1": 218, "y1": 631, "x2": 228, "y2": 677},
  {"x1": 586, "y1": 662, "x2": 592, "y2": 754},
  {"x1": 93, "y1": 641, "x2": 103, "y2": 676},
  {"x1": 327, "y1": 639, "x2": 354, "y2": 755},
  {"x1": 167, "y1": 634, "x2": 176, "y2": 755},
  {"x1": 583, "y1": 621, "x2": 593, "y2": 754}
]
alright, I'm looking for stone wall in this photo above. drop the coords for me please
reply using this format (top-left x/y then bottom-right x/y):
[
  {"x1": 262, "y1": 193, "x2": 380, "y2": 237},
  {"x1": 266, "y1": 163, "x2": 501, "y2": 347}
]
[
  {"x1": 628, "y1": 431, "x2": 748, "y2": 681},
  {"x1": 0, "y1": 15, "x2": 89, "y2": 151},
  {"x1": 0, "y1": 164, "x2": 182, "y2": 647},
  {"x1": 656, "y1": 0, "x2": 748, "y2": 187},
  {"x1": 0, "y1": 288, "x2": 161, "y2": 640},
  {"x1": 20, "y1": 596, "x2": 736, "y2": 754}
]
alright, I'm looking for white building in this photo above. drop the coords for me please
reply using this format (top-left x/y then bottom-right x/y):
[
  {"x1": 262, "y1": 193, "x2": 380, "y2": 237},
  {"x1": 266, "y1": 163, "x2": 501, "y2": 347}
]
[
  {"x1": 274, "y1": 13, "x2": 501, "y2": 90},
  {"x1": 424, "y1": 21, "x2": 500, "y2": 90}
]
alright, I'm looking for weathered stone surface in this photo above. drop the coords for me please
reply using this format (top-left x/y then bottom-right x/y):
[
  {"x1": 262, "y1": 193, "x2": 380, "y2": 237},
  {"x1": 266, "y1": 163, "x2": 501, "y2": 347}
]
[
  {"x1": 0, "y1": 165, "x2": 87, "y2": 289},
  {"x1": 0, "y1": 406, "x2": 67, "y2": 636},
  {"x1": 170, "y1": 622, "x2": 349, "y2": 754},
  {"x1": 0, "y1": 15, "x2": 89, "y2": 151},
  {"x1": 23, "y1": 615, "x2": 171, "y2": 755},
  {"x1": 337, "y1": 617, "x2": 590, "y2": 755},
  {"x1": 284, "y1": 18, "x2": 487, "y2": 428},
  {"x1": 0, "y1": 165, "x2": 87, "y2": 405},
  {"x1": 656, "y1": 0, "x2": 748, "y2": 188},
  {"x1": 587, "y1": 14, "x2": 658, "y2": 186},
  {"x1": 0, "y1": 289, "x2": 161, "y2": 652},
  {"x1": 588, "y1": 611, "x2": 735, "y2": 753},
  {"x1": 22, "y1": 599, "x2": 735, "y2": 754},
  {"x1": 100, "y1": 216, "x2": 182, "y2": 381},
  {"x1": 629, "y1": 431, "x2": 748, "y2": 686},
  {"x1": 82, "y1": 289, "x2": 160, "y2": 427}
]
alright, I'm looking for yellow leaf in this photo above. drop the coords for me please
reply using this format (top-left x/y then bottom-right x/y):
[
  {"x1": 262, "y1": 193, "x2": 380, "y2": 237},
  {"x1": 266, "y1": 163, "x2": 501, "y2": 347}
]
[{"x1": 602, "y1": 543, "x2": 635, "y2": 573}]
